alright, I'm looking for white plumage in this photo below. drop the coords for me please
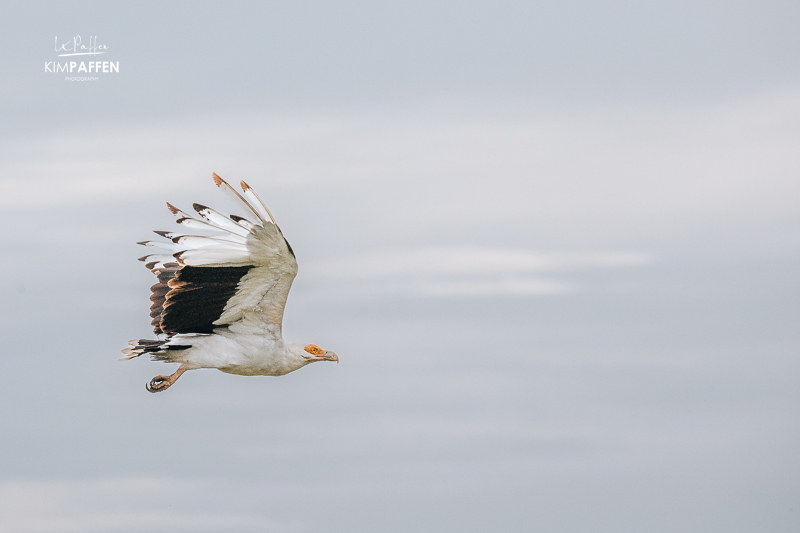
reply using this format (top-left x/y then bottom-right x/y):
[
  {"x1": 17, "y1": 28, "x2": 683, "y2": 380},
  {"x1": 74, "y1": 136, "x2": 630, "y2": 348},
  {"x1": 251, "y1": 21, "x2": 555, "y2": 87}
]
[{"x1": 122, "y1": 174, "x2": 338, "y2": 393}]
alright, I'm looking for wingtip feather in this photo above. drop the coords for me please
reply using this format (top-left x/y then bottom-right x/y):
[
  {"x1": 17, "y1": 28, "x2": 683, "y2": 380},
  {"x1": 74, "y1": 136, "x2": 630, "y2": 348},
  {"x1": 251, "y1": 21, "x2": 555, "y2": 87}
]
[
  {"x1": 239, "y1": 181, "x2": 277, "y2": 225},
  {"x1": 166, "y1": 202, "x2": 179, "y2": 214}
]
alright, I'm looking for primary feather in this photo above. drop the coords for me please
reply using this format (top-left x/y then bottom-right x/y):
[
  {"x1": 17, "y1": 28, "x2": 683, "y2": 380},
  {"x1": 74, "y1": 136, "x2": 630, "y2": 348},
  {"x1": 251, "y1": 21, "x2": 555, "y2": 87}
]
[{"x1": 122, "y1": 173, "x2": 338, "y2": 393}]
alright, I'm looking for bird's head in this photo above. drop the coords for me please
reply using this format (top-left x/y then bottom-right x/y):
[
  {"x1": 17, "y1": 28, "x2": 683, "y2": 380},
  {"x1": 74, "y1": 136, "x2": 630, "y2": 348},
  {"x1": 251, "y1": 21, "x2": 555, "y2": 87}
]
[{"x1": 299, "y1": 343, "x2": 339, "y2": 363}]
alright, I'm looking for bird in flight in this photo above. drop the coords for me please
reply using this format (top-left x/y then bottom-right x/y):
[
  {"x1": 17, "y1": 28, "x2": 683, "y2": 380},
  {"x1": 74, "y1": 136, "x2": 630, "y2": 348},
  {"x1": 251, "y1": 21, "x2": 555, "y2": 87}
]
[{"x1": 122, "y1": 174, "x2": 338, "y2": 392}]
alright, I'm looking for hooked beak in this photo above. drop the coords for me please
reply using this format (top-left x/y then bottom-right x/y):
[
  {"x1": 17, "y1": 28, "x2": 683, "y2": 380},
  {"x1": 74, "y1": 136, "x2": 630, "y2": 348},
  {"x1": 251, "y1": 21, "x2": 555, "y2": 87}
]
[{"x1": 325, "y1": 351, "x2": 339, "y2": 363}]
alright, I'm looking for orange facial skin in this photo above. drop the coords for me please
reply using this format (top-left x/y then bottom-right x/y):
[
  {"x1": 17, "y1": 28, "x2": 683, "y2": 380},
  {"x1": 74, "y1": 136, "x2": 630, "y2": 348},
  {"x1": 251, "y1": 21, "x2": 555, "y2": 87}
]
[{"x1": 304, "y1": 344, "x2": 324, "y2": 355}]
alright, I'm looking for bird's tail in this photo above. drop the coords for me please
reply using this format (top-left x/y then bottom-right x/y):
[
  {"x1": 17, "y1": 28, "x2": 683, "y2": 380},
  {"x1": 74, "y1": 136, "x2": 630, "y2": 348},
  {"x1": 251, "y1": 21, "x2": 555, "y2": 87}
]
[
  {"x1": 121, "y1": 339, "x2": 167, "y2": 360},
  {"x1": 120, "y1": 338, "x2": 191, "y2": 361}
]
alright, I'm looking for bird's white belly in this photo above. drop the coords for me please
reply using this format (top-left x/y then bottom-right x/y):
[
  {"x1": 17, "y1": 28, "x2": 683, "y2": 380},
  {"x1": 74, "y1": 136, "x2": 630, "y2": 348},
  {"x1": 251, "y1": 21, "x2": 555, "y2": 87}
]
[{"x1": 179, "y1": 331, "x2": 305, "y2": 376}]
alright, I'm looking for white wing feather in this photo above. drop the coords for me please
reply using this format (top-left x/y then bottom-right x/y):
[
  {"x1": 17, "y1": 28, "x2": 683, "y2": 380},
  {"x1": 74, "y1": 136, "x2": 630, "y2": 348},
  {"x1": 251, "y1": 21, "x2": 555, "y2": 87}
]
[
  {"x1": 212, "y1": 172, "x2": 266, "y2": 226},
  {"x1": 192, "y1": 203, "x2": 251, "y2": 237},
  {"x1": 241, "y1": 181, "x2": 277, "y2": 226}
]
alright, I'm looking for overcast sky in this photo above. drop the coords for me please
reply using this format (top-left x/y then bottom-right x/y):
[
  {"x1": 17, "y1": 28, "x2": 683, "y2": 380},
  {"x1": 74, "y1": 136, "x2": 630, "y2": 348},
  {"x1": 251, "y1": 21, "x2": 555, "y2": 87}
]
[{"x1": 1, "y1": 2, "x2": 799, "y2": 532}]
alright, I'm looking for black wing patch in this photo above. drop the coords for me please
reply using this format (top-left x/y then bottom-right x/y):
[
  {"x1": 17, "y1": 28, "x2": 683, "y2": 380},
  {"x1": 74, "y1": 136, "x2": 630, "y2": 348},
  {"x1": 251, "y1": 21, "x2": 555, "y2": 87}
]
[
  {"x1": 149, "y1": 262, "x2": 180, "y2": 334},
  {"x1": 158, "y1": 265, "x2": 253, "y2": 334}
]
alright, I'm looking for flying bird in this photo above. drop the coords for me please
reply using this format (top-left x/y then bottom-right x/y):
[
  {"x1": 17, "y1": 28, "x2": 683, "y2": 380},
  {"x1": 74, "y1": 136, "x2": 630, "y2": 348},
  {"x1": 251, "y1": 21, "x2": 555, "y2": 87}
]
[{"x1": 122, "y1": 174, "x2": 338, "y2": 392}]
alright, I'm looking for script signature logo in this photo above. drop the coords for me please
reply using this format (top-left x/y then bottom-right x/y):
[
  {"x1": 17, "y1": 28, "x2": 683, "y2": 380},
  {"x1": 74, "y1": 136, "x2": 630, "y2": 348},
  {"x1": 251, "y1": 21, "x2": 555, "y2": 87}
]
[
  {"x1": 46, "y1": 35, "x2": 119, "y2": 79},
  {"x1": 54, "y1": 35, "x2": 108, "y2": 57}
]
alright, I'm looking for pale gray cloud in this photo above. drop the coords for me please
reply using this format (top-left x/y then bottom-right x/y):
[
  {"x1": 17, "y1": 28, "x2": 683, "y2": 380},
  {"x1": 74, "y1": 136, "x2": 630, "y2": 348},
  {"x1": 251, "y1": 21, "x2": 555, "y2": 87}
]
[
  {"x1": 305, "y1": 247, "x2": 652, "y2": 296},
  {"x1": 0, "y1": 479, "x2": 302, "y2": 533},
  {"x1": 2, "y1": 90, "x2": 797, "y2": 239}
]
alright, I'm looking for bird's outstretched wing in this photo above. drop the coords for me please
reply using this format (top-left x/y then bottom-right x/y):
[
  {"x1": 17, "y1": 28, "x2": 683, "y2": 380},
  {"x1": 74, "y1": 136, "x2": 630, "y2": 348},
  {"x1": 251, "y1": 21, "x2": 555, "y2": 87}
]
[{"x1": 137, "y1": 174, "x2": 298, "y2": 337}]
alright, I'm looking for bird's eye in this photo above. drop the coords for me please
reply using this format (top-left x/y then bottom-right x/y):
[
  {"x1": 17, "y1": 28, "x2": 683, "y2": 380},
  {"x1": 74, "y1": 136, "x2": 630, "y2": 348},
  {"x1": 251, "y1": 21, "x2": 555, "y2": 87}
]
[{"x1": 304, "y1": 344, "x2": 322, "y2": 355}]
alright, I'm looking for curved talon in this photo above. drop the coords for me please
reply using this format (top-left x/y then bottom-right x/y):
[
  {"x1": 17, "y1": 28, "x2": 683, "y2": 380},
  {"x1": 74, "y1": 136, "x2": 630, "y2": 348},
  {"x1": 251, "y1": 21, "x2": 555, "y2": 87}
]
[
  {"x1": 146, "y1": 375, "x2": 170, "y2": 393},
  {"x1": 146, "y1": 366, "x2": 187, "y2": 393}
]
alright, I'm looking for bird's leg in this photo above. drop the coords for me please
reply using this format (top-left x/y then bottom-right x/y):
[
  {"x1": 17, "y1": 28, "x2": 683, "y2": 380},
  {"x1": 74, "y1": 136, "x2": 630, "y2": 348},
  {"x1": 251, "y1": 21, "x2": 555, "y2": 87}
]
[{"x1": 146, "y1": 365, "x2": 187, "y2": 393}]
